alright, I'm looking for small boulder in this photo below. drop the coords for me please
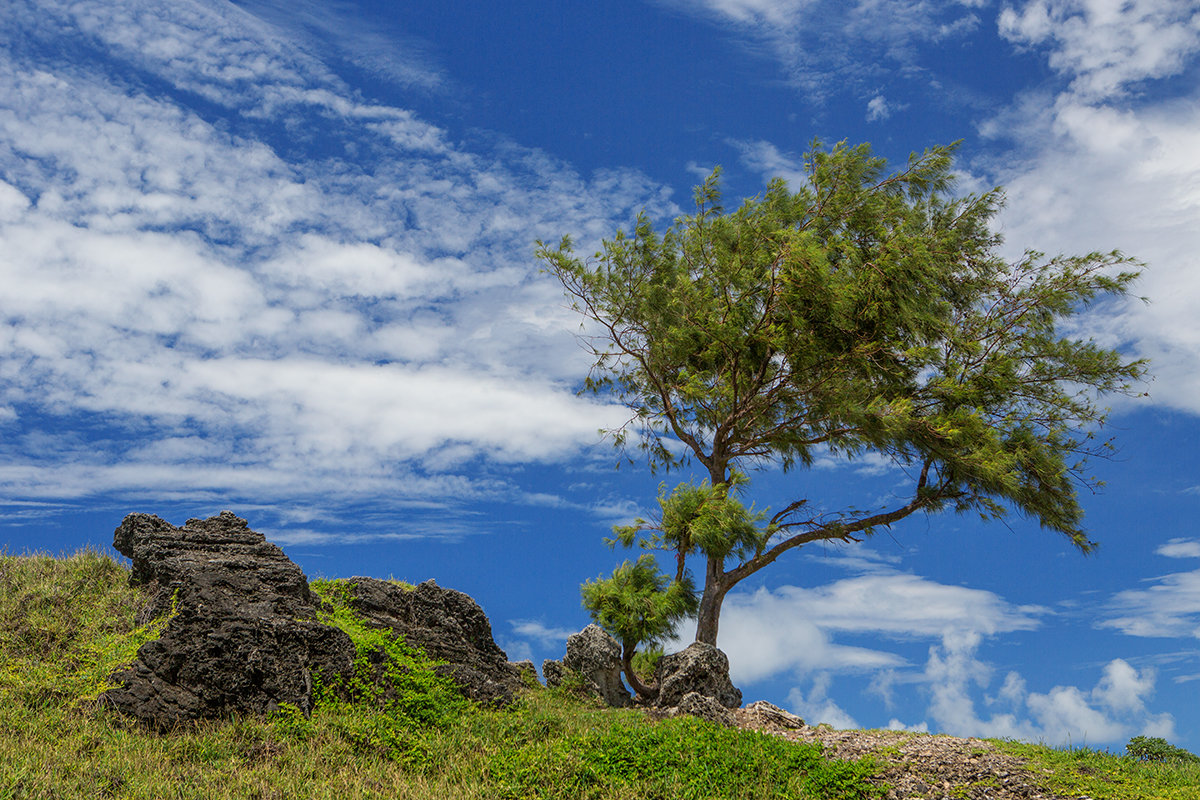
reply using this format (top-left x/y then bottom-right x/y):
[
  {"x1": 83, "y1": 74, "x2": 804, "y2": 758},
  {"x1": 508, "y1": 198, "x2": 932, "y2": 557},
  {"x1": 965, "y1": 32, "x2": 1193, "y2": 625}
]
[
  {"x1": 743, "y1": 700, "x2": 805, "y2": 729},
  {"x1": 654, "y1": 642, "x2": 741, "y2": 710},
  {"x1": 542, "y1": 659, "x2": 566, "y2": 688},
  {"x1": 555, "y1": 624, "x2": 631, "y2": 707},
  {"x1": 510, "y1": 659, "x2": 539, "y2": 687},
  {"x1": 673, "y1": 691, "x2": 736, "y2": 727}
]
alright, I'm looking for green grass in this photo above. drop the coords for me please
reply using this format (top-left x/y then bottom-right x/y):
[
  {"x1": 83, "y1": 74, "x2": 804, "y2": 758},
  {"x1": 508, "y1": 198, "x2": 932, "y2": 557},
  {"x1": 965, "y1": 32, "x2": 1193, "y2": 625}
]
[
  {"x1": 0, "y1": 551, "x2": 883, "y2": 799},
  {"x1": 994, "y1": 740, "x2": 1200, "y2": 800}
]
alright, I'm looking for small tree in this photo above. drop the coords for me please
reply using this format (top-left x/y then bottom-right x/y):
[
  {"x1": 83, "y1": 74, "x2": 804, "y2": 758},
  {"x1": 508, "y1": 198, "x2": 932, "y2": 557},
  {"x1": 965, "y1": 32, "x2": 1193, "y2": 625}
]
[
  {"x1": 581, "y1": 554, "x2": 697, "y2": 700},
  {"x1": 540, "y1": 140, "x2": 1147, "y2": 646}
]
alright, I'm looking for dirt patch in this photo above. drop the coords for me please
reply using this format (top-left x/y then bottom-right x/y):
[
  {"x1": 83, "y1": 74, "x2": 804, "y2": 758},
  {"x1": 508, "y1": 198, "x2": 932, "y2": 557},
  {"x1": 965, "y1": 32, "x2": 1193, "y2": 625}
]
[{"x1": 733, "y1": 705, "x2": 1066, "y2": 800}]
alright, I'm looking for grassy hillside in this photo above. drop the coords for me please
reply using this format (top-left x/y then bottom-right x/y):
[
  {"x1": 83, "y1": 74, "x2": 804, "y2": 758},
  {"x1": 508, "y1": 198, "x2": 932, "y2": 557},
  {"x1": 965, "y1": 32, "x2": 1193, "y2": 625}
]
[{"x1": 1, "y1": 550, "x2": 1197, "y2": 799}]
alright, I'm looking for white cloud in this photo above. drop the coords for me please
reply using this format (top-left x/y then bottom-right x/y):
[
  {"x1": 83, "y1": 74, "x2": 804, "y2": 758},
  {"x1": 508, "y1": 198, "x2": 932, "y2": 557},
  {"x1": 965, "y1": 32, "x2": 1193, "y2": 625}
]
[
  {"x1": 1158, "y1": 538, "x2": 1200, "y2": 559},
  {"x1": 921, "y1": 636, "x2": 1172, "y2": 745},
  {"x1": 727, "y1": 139, "x2": 810, "y2": 188},
  {"x1": 510, "y1": 620, "x2": 578, "y2": 649},
  {"x1": 866, "y1": 94, "x2": 893, "y2": 122},
  {"x1": 713, "y1": 558, "x2": 1170, "y2": 744},
  {"x1": 1101, "y1": 567, "x2": 1200, "y2": 639},
  {"x1": 999, "y1": 0, "x2": 1200, "y2": 100},
  {"x1": 787, "y1": 673, "x2": 860, "y2": 728},
  {"x1": 981, "y1": 3, "x2": 1200, "y2": 418},
  {"x1": 0, "y1": 0, "x2": 678, "y2": 513},
  {"x1": 716, "y1": 571, "x2": 1044, "y2": 684}
]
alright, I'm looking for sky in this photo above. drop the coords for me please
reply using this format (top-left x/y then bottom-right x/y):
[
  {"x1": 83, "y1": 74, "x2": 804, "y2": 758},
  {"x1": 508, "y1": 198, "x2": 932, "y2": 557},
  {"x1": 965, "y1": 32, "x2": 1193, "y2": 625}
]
[{"x1": 2, "y1": 0, "x2": 1199, "y2": 752}]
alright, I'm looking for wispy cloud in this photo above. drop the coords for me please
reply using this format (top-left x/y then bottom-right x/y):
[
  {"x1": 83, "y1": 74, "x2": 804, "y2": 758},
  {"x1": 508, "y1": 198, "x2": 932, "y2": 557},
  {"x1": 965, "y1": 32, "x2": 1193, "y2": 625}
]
[
  {"x1": 0, "y1": 0, "x2": 678, "y2": 518},
  {"x1": 715, "y1": 570, "x2": 1045, "y2": 683},
  {"x1": 1101, "y1": 568, "x2": 1200, "y2": 639},
  {"x1": 656, "y1": 0, "x2": 984, "y2": 100},
  {"x1": 509, "y1": 619, "x2": 578, "y2": 649}
]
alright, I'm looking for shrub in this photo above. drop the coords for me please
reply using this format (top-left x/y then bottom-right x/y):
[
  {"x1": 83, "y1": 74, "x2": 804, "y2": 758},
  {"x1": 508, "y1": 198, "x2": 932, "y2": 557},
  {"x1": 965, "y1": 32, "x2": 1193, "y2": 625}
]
[{"x1": 1126, "y1": 736, "x2": 1200, "y2": 764}]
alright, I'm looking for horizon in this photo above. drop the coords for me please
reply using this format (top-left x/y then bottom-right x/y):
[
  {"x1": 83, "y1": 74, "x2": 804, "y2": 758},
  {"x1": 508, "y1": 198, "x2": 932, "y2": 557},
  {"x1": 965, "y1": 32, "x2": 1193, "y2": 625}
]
[{"x1": 2, "y1": 0, "x2": 1199, "y2": 752}]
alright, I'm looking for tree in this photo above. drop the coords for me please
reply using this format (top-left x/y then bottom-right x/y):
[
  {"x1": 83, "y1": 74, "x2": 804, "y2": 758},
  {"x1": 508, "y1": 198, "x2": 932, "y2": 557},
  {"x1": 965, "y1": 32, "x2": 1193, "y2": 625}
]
[
  {"x1": 580, "y1": 554, "x2": 697, "y2": 700},
  {"x1": 539, "y1": 140, "x2": 1147, "y2": 646}
]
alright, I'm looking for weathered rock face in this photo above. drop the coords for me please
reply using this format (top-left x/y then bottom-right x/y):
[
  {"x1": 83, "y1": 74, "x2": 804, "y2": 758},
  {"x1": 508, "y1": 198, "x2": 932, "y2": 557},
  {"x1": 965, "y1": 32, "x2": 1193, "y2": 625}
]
[
  {"x1": 102, "y1": 512, "x2": 355, "y2": 727},
  {"x1": 543, "y1": 624, "x2": 631, "y2": 708},
  {"x1": 654, "y1": 642, "x2": 742, "y2": 710},
  {"x1": 340, "y1": 577, "x2": 525, "y2": 706},
  {"x1": 672, "y1": 691, "x2": 736, "y2": 727}
]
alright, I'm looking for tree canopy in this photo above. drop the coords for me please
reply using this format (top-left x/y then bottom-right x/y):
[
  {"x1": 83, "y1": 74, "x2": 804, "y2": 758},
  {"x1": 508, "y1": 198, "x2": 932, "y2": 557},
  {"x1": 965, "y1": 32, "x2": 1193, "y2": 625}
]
[{"x1": 539, "y1": 140, "x2": 1147, "y2": 646}]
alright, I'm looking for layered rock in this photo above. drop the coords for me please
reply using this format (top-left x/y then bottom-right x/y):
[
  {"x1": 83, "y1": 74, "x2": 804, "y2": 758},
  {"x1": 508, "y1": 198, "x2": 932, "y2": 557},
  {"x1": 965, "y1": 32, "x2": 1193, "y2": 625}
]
[
  {"x1": 102, "y1": 512, "x2": 355, "y2": 727},
  {"x1": 341, "y1": 577, "x2": 525, "y2": 706}
]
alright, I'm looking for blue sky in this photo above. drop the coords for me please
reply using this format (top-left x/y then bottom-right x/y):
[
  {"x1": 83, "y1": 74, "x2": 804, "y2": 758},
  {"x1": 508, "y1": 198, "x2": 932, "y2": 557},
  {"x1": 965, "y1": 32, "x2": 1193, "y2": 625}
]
[{"x1": 3, "y1": 0, "x2": 1200, "y2": 751}]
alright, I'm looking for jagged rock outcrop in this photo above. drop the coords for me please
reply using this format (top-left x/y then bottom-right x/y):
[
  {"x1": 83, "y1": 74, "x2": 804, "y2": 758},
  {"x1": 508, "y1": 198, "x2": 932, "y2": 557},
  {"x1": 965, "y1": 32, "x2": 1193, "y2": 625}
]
[
  {"x1": 101, "y1": 512, "x2": 355, "y2": 727},
  {"x1": 654, "y1": 642, "x2": 742, "y2": 710},
  {"x1": 340, "y1": 577, "x2": 525, "y2": 706},
  {"x1": 543, "y1": 624, "x2": 630, "y2": 708},
  {"x1": 101, "y1": 512, "x2": 529, "y2": 726}
]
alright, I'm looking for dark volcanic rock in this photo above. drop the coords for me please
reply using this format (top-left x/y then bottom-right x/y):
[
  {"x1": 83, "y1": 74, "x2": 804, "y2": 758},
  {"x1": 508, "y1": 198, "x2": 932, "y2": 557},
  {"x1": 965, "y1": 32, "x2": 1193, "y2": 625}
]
[
  {"x1": 102, "y1": 512, "x2": 354, "y2": 727},
  {"x1": 654, "y1": 642, "x2": 742, "y2": 710},
  {"x1": 342, "y1": 577, "x2": 525, "y2": 706}
]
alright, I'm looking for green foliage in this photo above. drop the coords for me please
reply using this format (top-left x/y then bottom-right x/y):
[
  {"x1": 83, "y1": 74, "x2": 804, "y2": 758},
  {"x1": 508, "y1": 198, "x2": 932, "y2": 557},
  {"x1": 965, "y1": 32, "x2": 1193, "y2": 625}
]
[
  {"x1": 309, "y1": 579, "x2": 470, "y2": 765},
  {"x1": 996, "y1": 739, "x2": 1200, "y2": 800},
  {"x1": 630, "y1": 646, "x2": 663, "y2": 681},
  {"x1": 541, "y1": 139, "x2": 1148, "y2": 643},
  {"x1": 1127, "y1": 736, "x2": 1200, "y2": 763},
  {"x1": 487, "y1": 714, "x2": 884, "y2": 800},
  {"x1": 581, "y1": 555, "x2": 697, "y2": 651},
  {"x1": 613, "y1": 475, "x2": 768, "y2": 567}
]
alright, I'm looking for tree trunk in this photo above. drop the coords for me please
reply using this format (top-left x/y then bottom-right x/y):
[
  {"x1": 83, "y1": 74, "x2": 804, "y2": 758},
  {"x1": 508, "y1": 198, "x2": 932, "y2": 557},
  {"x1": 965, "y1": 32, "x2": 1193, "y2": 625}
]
[
  {"x1": 693, "y1": 555, "x2": 728, "y2": 645},
  {"x1": 621, "y1": 641, "x2": 657, "y2": 702}
]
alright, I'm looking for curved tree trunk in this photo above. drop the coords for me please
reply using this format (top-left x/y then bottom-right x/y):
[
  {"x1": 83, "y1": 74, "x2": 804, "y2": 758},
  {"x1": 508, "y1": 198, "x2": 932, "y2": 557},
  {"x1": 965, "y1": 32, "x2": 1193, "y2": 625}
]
[{"x1": 621, "y1": 641, "x2": 657, "y2": 702}]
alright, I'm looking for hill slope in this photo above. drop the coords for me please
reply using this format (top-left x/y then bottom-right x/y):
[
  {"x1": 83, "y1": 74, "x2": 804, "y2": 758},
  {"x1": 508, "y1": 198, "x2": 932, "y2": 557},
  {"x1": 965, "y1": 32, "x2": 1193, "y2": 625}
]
[{"x1": 2, "y1": 550, "x2": 1196, "y2": 799}]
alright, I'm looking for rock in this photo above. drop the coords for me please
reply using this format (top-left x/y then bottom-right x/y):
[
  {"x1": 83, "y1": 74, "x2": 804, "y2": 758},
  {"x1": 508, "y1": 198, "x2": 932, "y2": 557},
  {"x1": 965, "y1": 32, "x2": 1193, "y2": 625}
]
[
  {"x1": 743, "y1": 700, "x2": 805, "y2": 729},
  {"x1": 102, "y1": 512, "x2": 355, "y2": 727},
  {"x1": 542, "y1": 659, "x2": 565, "y2": 688},
  {"x1": 674, "y1": 691, "x2": 736, "y2": 727},
  {"x1": 542, "y1": 626, "x2": 631, "y2": 706},
  {"x1": 561, "y1": 624, "x2": 631, "y2": 708},
  {"x1": 341, "y1": 577, "x2": 525, "y2": 706},
  {"x1": 510, "y1": 659, "x2": 539, "y2": 687},
  {"x1": 654, "y1": 642, "x2": 741, "y2": 710}
]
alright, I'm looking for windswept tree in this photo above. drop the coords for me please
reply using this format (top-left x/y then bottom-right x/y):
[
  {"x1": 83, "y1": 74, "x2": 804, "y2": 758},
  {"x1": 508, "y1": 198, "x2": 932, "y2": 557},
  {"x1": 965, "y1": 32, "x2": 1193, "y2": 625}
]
[{"x1": 539, "y1": 141, "x2": 1147, "y2": 646}]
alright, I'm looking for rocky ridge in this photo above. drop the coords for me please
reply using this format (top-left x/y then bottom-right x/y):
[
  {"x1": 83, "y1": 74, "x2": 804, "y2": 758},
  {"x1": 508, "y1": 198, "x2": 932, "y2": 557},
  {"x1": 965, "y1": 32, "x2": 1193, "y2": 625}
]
[{"x1": 102, "y1": 511, "x2": 523, "y2": 727}]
